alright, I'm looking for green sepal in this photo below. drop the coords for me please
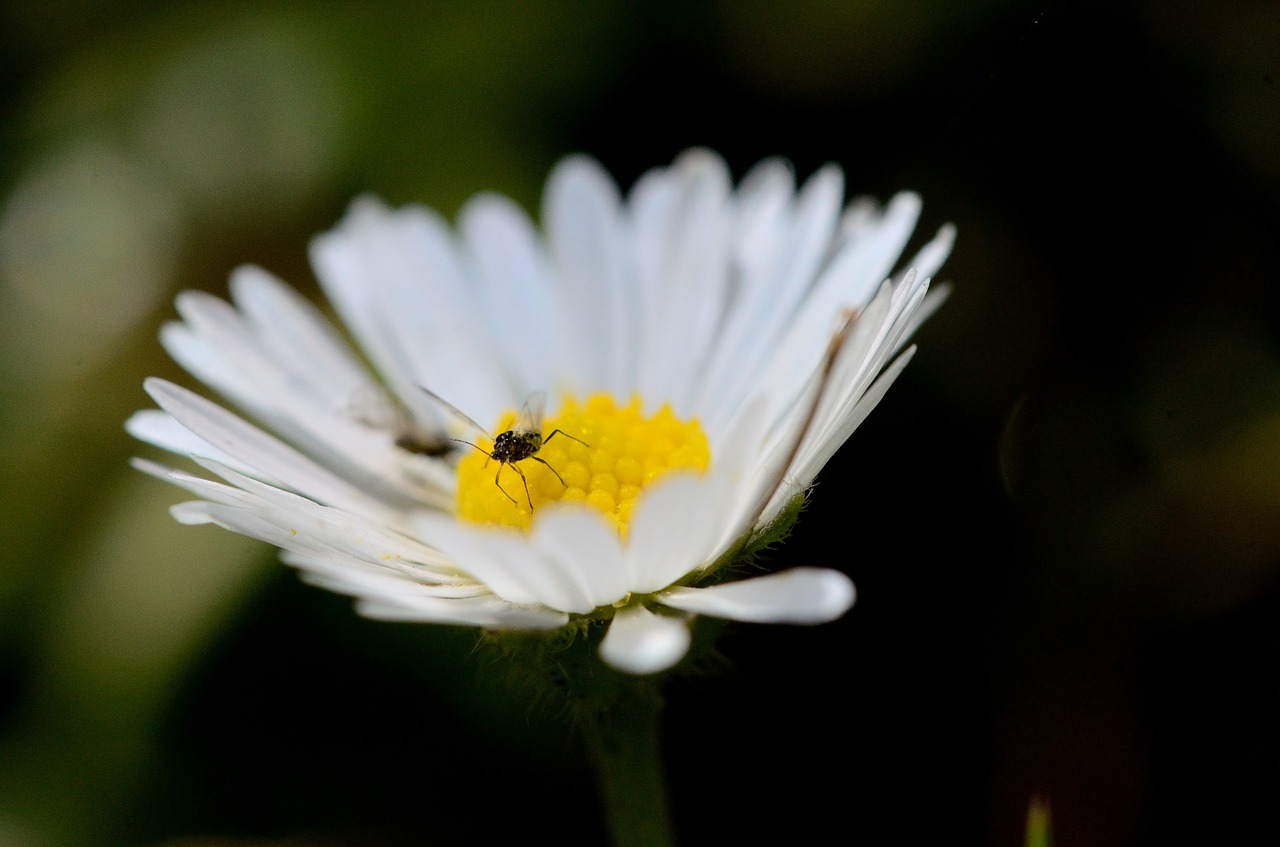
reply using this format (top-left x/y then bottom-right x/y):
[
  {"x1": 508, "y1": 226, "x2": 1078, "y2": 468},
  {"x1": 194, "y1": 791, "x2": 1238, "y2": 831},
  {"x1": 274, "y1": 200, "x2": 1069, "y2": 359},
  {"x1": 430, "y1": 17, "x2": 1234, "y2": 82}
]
[{"x1": 694, "y1": 489, "x2": 809, "y2": 585}]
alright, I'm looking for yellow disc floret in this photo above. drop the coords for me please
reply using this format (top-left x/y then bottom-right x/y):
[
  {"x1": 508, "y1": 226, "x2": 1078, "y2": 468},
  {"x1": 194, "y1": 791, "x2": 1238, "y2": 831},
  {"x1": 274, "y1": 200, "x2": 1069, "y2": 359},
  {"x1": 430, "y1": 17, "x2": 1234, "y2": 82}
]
[{"x1": 456, "y1": 393, "x2": 710, "y2": 534}]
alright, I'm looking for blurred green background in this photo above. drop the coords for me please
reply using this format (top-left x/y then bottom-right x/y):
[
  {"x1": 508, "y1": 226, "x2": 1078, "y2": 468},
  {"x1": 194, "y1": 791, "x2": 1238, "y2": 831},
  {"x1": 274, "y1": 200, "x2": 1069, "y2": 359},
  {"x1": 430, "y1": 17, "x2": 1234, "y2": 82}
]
[{"x1": 2, "y1": 1, "x2": 1279, "y2": 844}]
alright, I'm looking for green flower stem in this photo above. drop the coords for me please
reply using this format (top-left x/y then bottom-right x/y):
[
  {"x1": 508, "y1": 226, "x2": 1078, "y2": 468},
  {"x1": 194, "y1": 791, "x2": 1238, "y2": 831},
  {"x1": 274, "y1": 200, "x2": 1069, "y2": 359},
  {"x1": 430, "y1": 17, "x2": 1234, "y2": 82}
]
[
  {"x1": 483, "y1": 626, "x2": 678, "y2": 847},
  {"x1": 581, "y1": 678, "x2": 674, "y2": 847}
]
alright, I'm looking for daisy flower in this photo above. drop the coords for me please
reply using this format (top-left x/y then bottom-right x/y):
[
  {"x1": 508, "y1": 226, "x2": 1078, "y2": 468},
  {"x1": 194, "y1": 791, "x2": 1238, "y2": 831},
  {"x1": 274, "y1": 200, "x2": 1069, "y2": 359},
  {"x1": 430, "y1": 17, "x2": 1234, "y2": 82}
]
[{"x1": 128, "y1": 149, "x2": 953, "y2": 676}]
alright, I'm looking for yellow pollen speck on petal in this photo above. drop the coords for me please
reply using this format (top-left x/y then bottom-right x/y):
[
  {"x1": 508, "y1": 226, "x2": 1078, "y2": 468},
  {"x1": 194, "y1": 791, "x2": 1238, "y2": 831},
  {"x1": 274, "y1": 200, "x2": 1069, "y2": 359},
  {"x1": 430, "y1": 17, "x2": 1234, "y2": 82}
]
[{"x1": 455, "y1": 393, "x2": 710, "y2": 534}]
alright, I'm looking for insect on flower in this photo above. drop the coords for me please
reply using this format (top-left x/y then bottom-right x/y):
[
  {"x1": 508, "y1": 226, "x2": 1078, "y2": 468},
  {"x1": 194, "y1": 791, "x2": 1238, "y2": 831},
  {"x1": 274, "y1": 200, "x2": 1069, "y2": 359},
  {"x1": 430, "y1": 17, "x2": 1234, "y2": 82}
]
[
  {"x1": 130, "y1": 149, "x2": 952, "y2": 676},
  {"x1": 420, "y1": 388, "x2": 588, "y2": 511}
]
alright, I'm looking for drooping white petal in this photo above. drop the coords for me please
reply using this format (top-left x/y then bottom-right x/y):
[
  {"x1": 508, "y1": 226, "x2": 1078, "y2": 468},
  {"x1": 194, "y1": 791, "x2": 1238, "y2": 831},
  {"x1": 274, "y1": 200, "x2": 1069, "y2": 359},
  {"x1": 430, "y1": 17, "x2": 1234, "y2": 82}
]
[
  {"x1": 599, "y1": 604, "x2": 691, "y2": 675},
  {"x1": 132, "y1": 457, "x2": 262, "y2": 508},
  {"x1": 660, "y1": 567, "x2": 855, "y2": 624}
]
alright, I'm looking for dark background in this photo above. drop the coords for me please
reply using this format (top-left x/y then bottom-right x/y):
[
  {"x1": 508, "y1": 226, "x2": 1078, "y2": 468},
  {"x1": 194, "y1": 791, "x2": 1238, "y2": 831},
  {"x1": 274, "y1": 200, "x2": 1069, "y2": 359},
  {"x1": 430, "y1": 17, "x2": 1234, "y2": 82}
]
[{"x1": 2, "y1": 1, "x2": 1278, "y2": 845}]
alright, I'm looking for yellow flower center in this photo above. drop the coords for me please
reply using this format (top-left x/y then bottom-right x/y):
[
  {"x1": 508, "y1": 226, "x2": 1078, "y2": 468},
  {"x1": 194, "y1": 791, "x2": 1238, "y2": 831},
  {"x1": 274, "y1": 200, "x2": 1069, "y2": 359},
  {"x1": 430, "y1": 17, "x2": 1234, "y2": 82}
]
[{"x1": 456, "y1": 393, "x2": 711, "y2": 534}]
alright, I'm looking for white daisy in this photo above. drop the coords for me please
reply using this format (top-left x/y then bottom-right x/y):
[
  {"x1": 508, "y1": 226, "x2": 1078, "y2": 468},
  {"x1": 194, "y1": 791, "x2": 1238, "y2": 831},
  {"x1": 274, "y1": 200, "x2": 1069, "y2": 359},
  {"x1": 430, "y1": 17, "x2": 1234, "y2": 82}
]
[{"x1": 128, "y1": 149, "x2": 953, "y2": 675}]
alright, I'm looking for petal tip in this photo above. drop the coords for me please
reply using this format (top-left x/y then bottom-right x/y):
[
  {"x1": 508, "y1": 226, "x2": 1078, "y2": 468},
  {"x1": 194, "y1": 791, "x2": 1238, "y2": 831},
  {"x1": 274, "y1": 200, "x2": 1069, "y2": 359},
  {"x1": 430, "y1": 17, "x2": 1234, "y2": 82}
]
[{"x1": 599, "y1": 606, "x2": 692, "y2": 675}]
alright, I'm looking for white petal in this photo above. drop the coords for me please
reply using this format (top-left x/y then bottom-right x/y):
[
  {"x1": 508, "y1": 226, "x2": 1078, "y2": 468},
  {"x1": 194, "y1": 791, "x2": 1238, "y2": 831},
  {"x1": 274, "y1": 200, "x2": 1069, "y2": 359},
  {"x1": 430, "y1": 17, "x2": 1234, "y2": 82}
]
[
  {"x1": 693, "y1": 164, "x2": 845, "y2": 426},
  {"x1": 770, "y1": 272, "x2": 934, "y2": 508},
  {"x1": 720, "y1": 194, "x2": 927, "y2": 440},
  {"x1": 623, "y1": 470, "x2": 736, "y2": 593},
  {"x1": 900, "y1": 222, "x2": 955, "y2": 289},
  {"x1": 530, "y1": 506, "x2": 630, "y2": 609},
  {"x1": 410, "y1": 506, "x2": 630, "y2": 613},
  {"x1": 126, "y1": 410, "x2": 247, "y2": 474},
  {"x1": 282, "y1": 552, "x2": 566, "y2": 629},
  {"x1": 309, "y1": 197, "x2": 512, "y2": 425},
  {"x1": 161, "y1": 287, "x2": 456, "y2": 508},
  {"x1": 307, "y1": 199, "x2": 426, "y2": 405},
  {"x1": 677, "y1": 393, "x2": 773, "y2": 566},
  {"x1": 184, "y1": 456, "x2": 453, "y2": 568},
  {"x1": 228, "y1": 264, "x2": 374, "y2": 404},
  {"x1": 768, "y1": 346, "x2": 917, "y2": 525},
  {"x1": 659, "y1": 567, "x2": 855, "y2": 624},
  {"x1": 143, "y1": 378, "x2": 403, "y2": 521},
  {"x1": 408, "y1": 514, "x2": 550, "y2": 607},
  {"x1": 599, "y1": 604, "x2": 691, "y2": 675},
  {"x1": 457, "y1": 193, "x2": 557, "y2": 396},
  {"x1": 543, "y1": 155, "x2": 632, "y2": 396},
  {"x1": 829, "y1": 191, "x2": 924, "y2": 305},
  {"x1": 628, "y1": 150, "x2": 734, "y2": 415},
  {"x1": 357, "y1": 596, "x2": 567, "y2": 629},
  {"x1": 733, "y1": 157, "x2": 796, "y2": 255},
  {"x1": 714, "y1": 370, "x2": 823, "y2": 547}
]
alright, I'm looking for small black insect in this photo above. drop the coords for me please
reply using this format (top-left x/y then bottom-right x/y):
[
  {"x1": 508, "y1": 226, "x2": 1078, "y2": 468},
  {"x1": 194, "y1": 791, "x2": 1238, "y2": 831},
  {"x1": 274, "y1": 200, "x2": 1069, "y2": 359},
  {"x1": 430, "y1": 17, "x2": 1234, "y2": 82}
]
[{"x1": 419, "y1": 388, "x2": 588, "y2": 511}]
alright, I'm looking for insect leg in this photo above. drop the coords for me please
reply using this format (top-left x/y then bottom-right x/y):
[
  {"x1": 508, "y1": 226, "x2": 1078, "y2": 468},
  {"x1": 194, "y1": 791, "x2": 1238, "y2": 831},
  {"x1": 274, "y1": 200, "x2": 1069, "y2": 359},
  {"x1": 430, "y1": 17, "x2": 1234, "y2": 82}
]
[
  {"x1": 508, "y1": 463, "x2": 534, "y2": 511},
  {"x1": 531, "y1": 456, "x2": 568, "y2": 489},
  {"x1": 492, "y1": 465, "x2": 520, "y2": 506},
  {"x1": 544, "y1": 429, "x2": 589, "y2": 448}
]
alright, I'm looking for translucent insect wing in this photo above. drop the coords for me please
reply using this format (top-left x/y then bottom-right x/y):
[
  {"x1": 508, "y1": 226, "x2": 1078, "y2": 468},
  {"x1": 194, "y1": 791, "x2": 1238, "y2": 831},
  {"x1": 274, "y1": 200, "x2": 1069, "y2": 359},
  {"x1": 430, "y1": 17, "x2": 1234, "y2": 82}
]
[
  {"x1": 515, "y1": 390, "x2": 547, "y2": 434},
  {"x1": 416, "y1": 386, "x2": 495, "y2": 440},
  {"x1": 347, "y1": 384, "x2": 454, "y2": 457},
  {"x1": 344, "y1": 384, "x2": 402, "y2": 430}
]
